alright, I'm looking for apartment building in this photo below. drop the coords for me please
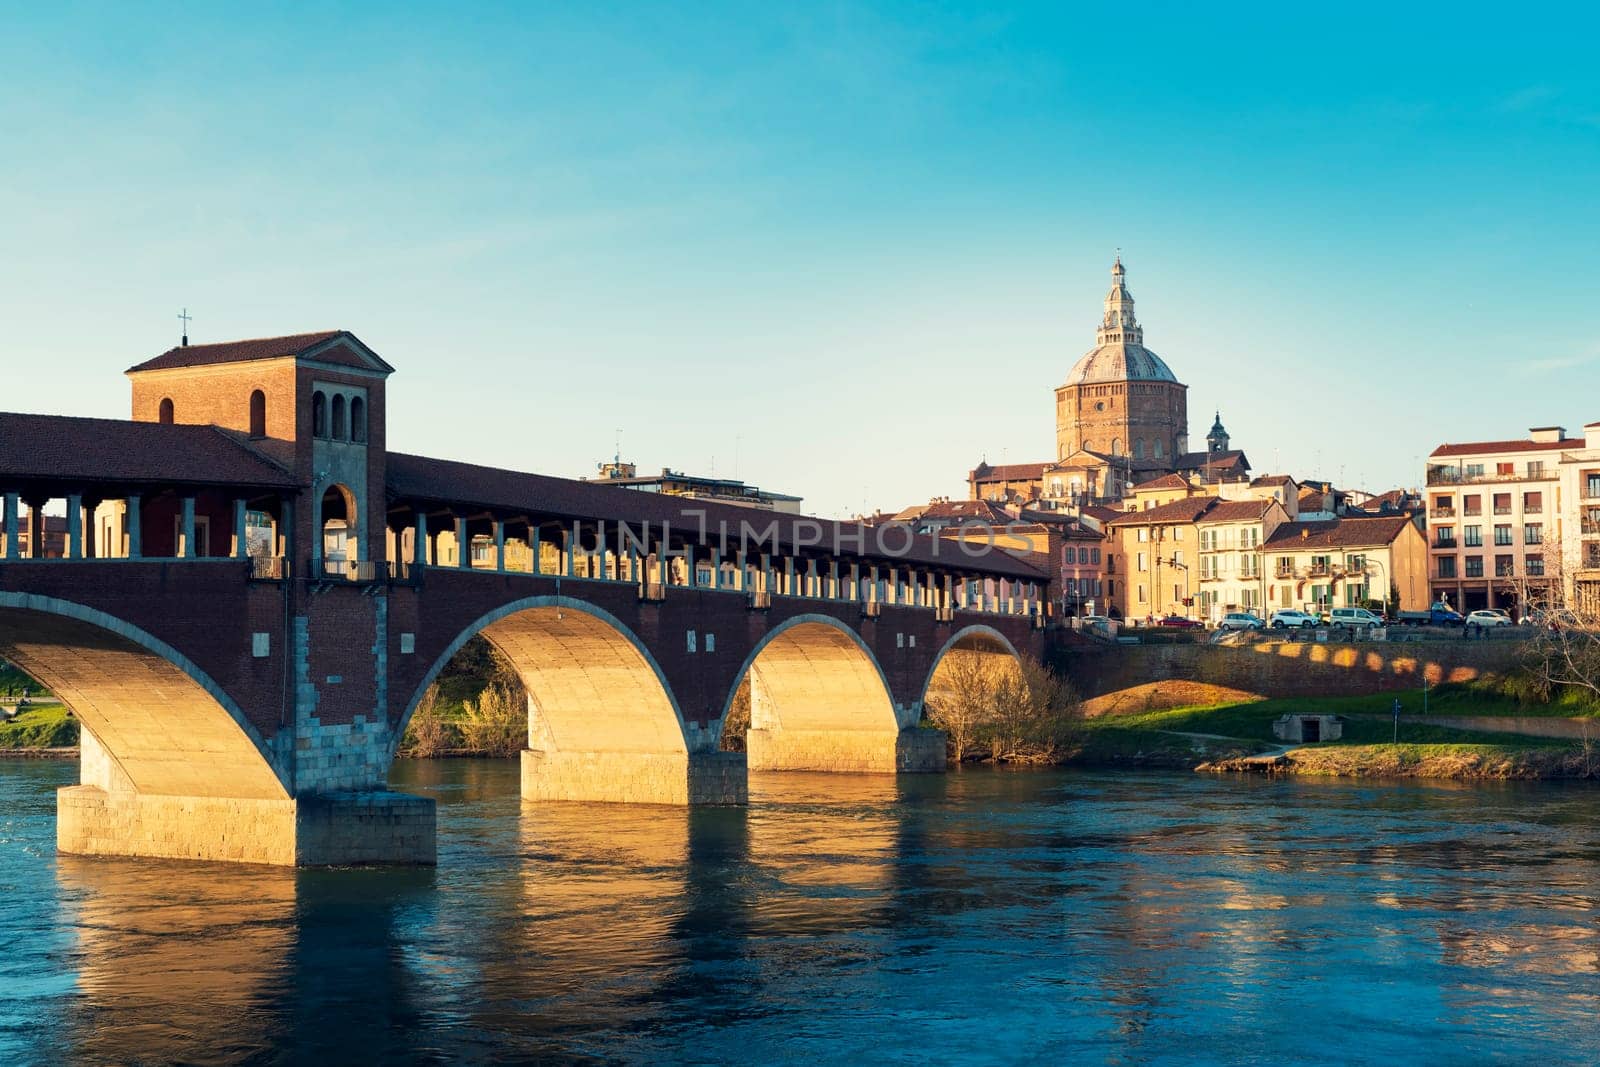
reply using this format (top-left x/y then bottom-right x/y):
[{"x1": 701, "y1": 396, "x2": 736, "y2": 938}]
[
  {"x1": 1424, "y1": 426, "x2": 1578, "y2": 613},
  {"x1": 1261, "y1": 516, "x2": 1429, "y2": 615},
  {"x1": 1194, "y1": 498, "x2": 1289, "y2": 621},
  {"x1": 1557, "y1": 423, "x2": 1600, "y2": 613}
]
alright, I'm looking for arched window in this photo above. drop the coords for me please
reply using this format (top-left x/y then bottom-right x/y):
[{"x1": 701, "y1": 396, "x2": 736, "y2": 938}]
[
  {"x1": 331, "y1": 395, "x2": 347, "y2": 440},
  {"x1": 1153, "y1": 439, "x2": 1164, "y2": 459},
  {"x1": 1133, "y1": 439, "x2": 1145, "y2": 460},
  {"x1": 350, "y1": 396, "x2": 366, "y2": 443},
  {"x1": 158, "y1": 398, "x2": 174, "y2": 425},
  {"x1": 248, "y1": 389, "x2": 266, "y2": 437},
  {"x1": 1111, "y1": 438, "x2": 1122, "y2": 456},
  {"x1": 312, "y1": 391, "x2": 327, "y2": 438}
]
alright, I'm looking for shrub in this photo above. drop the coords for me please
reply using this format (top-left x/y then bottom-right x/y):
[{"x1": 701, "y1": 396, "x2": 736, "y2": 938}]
[
  {"x1": 457, "y1": 683, "x2": 525, "y2": 758},
  {"x1": 925, "y1": 652, "x2": 1082, "y2": 764}
]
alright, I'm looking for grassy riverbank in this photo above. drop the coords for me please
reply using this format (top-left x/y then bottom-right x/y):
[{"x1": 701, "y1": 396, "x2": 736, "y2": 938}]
[
  {"x1": 0, "y1": 704, "x2": 78, "y2": 750},
  {"x1": 1077, "y1": 686, "x2": 1600, "y2": 780}
]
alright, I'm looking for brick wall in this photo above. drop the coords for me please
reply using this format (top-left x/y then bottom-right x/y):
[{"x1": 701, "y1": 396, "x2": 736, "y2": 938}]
[{"x1": 1065, "y1": 638, "x2": 1527, "y2": 704}]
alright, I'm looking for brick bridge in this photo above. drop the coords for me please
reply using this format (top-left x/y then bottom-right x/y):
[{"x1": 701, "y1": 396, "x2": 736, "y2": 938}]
[{"x1": 0, "y1": 331, "x2": 1045, "y2": 866}]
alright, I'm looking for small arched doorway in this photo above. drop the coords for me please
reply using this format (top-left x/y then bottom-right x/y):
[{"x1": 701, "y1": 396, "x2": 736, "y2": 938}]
[
  {"x1": 319, "y1": 484, "x2": 358, "y2": 576},
  {"x1": 158, "y1": 398, "x2": 174, "y2": 424}
]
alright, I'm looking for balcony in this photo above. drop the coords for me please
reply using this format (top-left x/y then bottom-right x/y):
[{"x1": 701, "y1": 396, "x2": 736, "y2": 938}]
[
  {"x1": 1493, "y1": 506, "x2": 1512, "y2": 515},
  {"x1": 1427, "y1": 469, "x2": 1557, "y2": 486},
  {"x1": 249, "y1": 556, "x2": 289, "y2": 581},
  {"x1": 1461, "y1": 510, "x2": 1482, "y2": 518},
  {"x1": 1429, "y1": 507, "x2": 1456, "y2": 519},
  {"x1": 1434, "y1": 540, "x2": 1457, "y2": 550},
  {"x1": 320, "y1": 559, "x2": 380, "y2": 582}
]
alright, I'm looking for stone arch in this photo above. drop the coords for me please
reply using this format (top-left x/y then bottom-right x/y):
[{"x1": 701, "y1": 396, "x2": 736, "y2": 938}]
[
  {"x1": 726, "y1": 615, "x2": 936, "y2": 774},
  {"x1": 0, "y1": 592, "x2": 288, "y2": 799},
  {"x1": 398, "y1": 596, "x2": 691, "y2": 762},
  {"x1": 317, "y1": 483, "x2": 359, "y2": 571},
  {"x1": 311, "y1": 390, "x2": 327, "y2": 438},
  {"x1": 723, "y1": 614, "x2": 897, "y2": 736},
  {"x1": 331, "y1": 394, "x2": 347, "y2": 440},
  {"x1": 919, "y1": 623, "x2": 1025, "y2": 713},
  {"x1": 350, "y1": 396, "x2": 366, "y2": 443}
]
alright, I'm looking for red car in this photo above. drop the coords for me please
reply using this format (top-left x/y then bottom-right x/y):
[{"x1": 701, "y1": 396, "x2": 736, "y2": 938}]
[{"x1": 1159, "y1": 614, "x2": 1205, "y2": 630}]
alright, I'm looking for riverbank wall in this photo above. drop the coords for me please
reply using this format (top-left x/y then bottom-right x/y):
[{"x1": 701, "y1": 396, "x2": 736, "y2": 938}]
[{"x1": 1067, "y1": 639, "x2": 1526, "y2": 716}]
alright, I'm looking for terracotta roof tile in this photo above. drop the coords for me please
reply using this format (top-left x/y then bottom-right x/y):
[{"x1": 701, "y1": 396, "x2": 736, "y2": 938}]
[
  {"x1": 126, "y1": 330, "x2": 394, "y2": 374},
  {"x1": 969, "y1": 461, "x2": 1049, "y2": 483},
  {"x1": 1264, "y1": 516, "x2": 1415, "y2": 550},
  {"x1": 1429, "y1": 438, "x2": 1584, "y2": 458},
  {"x1": 1202, "y1": 499, "x2": 1274, "y2": 523},
  {"x1": 1106, "y1": 496, "x2": 1219, "y2": 526},
  {"x1": 1131, "y1": 473, "x2": 1189, "y2": 492},
  {"x1": 0, "y1": 412, "x2": 298, "y2": 489}
]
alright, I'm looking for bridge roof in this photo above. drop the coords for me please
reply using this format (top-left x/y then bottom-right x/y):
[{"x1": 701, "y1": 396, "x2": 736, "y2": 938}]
[
  {"x1": 387, "y1": 453, "x2": 1046, "y2": 578},
  {"x1": 0, "y1": 413, "x2": 299, "y2": 491}
]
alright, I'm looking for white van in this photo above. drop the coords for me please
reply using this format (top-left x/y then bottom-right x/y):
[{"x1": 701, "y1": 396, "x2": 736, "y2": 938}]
[{"x1": 1330, "y1": 607, "x2": 1384, "y2": 630}]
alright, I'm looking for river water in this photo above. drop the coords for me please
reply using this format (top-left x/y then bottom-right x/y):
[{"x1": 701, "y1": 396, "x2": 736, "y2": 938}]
[{"x1": 4, "y1": 759, "x2": 1600, "y2": 1065}]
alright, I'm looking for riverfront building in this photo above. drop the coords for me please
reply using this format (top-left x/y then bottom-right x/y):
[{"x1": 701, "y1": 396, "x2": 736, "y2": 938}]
[{"x1": 1424, "y1": 426, "x2": 1579, "y2": 614}]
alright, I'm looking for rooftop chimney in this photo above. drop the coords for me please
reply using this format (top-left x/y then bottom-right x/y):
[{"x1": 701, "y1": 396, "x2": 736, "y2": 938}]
[{"x1": 1529, "y1": 426, "x2": 1567, "y2": 444}]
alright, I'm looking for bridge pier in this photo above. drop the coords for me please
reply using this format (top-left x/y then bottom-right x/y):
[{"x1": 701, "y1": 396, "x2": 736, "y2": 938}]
[
  {"x1": 57, "y1": 786, "x2": 435, "y2": 867},
  {"x1": 57, "y1": 731, "x2": 435, "y2": 867},
  {"x1": 521, "y1": 749, "x2": 747, "y2": 805},
  {"x1": 746, "y1": 726, "x2": 947, "y2": 774}
]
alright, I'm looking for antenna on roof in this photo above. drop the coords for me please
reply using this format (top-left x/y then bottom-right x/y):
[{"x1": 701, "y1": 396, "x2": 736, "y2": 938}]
[
  {"x1": 177, "y1": 308, "x2": 193, "y2": 347},
  {"x1": 614, "y1": 428, "x2": 622, "y2": 467}
]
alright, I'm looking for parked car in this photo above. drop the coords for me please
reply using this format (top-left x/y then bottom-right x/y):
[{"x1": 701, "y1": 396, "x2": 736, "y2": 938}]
[
  {"x1": 1159, "y1": 614, "x2": 1206, "y2": 630},
  {"x1": 1395, "y1": 604, "x2": 1466, "y2": 627},
  {"x1": 1269, "y1": 609, "x2": 1321, "y2": 629},
  {"x1": 1079, "y1": 615, "x2": 1112, "y2": 629},
  {"x1": 1218, "y1": 612, "x2": 1264, "y2": 631},
  {"x1": 1330, "y1": 607, "x2": 1386, "y2": 630},
  {"x1": 1465, "y1": 610, "x2": 1513, "y2": 629}
]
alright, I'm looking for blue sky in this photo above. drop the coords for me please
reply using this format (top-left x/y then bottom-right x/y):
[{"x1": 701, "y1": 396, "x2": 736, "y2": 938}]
[{"x1": 3, "y1": 3, "x2": 1597, "y2": 516}]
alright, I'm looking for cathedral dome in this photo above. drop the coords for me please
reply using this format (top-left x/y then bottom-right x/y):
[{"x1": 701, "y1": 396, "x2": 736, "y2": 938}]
[
  {"x1": 1064, "y1": 342, "x2": 1178, "y2": 386},
  {"x1": 1062, "y1": 257, "x2": 1182, "y2": 387}
]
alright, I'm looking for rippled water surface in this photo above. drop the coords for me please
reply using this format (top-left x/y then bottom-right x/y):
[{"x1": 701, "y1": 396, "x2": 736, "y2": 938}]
[{"x1": 5, "y1": 759, "x2": 1600, "y2": 1064}]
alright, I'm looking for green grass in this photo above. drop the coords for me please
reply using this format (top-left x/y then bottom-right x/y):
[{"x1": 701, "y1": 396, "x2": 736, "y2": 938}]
[
  {"x1": 1087, "y1": 689, "x2": 1582, "y2": 750},
  {"x1": 0, "y1": 705, "x2": 78, "y2": 748},
  {"x1": 1071, "y1": 724, "x2": 1274, "y2": 764},
  {"x1": 0, "y1": 663, "x2": 50, "y2": 702}
]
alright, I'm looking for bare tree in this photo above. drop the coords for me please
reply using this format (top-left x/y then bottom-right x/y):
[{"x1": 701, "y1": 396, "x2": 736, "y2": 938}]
[
  {"x1": 923, "y1": 650, "x2": 1000, "y2": 763},
  {"x1": 987, "y1": 657, "x2": 1082, "y2": 764},
  {"x1": 399, "y1": 688, "x2": 451, "y2": 758},
  {"x1": 925, "y1": 651, "x2": 1082, "y2": 764},
  {"x1": 1513, "y1": 533, "x2": 1600, "y2": 699}
]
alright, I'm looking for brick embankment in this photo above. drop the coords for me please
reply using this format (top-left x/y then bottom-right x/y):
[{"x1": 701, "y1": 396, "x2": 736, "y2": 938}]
[
  {"x1": 0, "y1": 747, "x2": 78, "y2": 758},
  {"x1": 1067, "y1": 639, "x2": 1526, "y2": 708}
]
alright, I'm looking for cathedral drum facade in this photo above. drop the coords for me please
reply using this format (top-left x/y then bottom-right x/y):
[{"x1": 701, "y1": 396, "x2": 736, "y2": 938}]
[{"x1": 1054, "y1": 258, "x2": 1188, "y2": 482}]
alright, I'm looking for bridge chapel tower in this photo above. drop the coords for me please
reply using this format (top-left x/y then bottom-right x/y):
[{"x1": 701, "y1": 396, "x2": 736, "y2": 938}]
[
  {"x1": 1054, "y1": 258, "x2": 1189, "y2": 483},
  {"x1": 125, "y1": 331, "x2": 394, "y2": 574}
]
